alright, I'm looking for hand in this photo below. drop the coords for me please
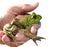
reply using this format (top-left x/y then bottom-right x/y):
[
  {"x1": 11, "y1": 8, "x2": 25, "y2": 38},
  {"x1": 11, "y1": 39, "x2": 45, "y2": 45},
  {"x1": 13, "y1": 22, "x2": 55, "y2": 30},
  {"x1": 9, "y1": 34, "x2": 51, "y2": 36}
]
[{"x1": 0, "y1": 2, "x2": 41, "y2": 47}]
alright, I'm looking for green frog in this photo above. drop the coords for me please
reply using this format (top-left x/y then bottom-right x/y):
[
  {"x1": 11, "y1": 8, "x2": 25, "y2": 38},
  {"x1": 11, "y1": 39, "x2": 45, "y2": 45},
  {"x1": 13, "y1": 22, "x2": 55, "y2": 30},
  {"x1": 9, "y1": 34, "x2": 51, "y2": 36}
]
[{"x1": 3, "y1": 12, "x2": 45, "y2": 45}]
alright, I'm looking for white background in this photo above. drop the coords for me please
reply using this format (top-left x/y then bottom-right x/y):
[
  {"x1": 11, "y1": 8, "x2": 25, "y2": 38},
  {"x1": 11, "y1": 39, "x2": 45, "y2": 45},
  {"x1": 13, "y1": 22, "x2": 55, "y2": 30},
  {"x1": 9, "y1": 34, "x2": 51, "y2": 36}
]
[{"x1": 0, "y1": 0, "x2": 60, "y2": 47}]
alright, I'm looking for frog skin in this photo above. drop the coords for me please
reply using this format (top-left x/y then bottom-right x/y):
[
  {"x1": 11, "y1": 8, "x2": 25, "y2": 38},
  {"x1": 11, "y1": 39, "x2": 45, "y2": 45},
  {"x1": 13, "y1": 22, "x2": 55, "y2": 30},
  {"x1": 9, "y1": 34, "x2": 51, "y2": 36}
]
[{"x1": 3, "y1": 12, "x2": 45, "y2": 45}]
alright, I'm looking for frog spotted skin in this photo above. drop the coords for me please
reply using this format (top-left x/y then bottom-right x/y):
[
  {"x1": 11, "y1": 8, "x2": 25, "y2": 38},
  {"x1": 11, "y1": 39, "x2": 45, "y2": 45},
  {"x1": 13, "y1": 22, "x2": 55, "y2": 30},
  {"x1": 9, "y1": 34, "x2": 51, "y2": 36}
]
[{"x1": 3, "y1": 12, "x2": 45, "y2": 45}]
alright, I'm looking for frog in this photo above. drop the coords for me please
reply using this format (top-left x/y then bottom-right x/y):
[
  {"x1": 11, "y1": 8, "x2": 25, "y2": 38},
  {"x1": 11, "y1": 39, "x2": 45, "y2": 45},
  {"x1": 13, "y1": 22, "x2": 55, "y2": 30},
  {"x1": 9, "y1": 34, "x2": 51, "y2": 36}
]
[{"x1": 3, "y1": 12, "x2": 45, "y2": 45}]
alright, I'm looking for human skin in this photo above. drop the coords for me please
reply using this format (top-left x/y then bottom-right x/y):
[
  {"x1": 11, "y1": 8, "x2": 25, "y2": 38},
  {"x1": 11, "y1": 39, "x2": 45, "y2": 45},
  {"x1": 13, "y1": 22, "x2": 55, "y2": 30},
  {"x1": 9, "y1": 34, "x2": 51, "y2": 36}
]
[{"x1": 0, "y1": 2, "x2": 41, "y2": 47}]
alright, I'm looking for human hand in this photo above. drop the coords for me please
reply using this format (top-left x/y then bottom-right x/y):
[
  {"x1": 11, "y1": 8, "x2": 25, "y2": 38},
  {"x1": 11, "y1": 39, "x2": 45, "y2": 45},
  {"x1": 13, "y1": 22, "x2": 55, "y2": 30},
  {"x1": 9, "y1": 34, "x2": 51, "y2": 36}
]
[{"x1": 0, "y1": 2, "x2": 41, "y2": 47}]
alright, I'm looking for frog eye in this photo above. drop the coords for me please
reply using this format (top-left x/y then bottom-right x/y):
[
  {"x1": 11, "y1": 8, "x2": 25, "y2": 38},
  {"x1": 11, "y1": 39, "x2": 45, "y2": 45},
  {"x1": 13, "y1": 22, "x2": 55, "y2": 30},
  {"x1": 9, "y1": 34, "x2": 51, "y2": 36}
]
[
  {"x1": 33, "y1": 15, "x2": 36, "y2": 19},
  {"x1": 31, "y1": 15, "x2": 36, "y2": 19}
]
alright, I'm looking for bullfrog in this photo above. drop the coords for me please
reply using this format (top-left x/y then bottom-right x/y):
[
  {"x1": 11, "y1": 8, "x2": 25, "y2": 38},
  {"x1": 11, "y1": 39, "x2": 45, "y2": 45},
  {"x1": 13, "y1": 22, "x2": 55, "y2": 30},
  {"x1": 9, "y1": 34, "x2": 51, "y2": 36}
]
[{"x1": 3, "y1": 12, "x2": 45, "y2": 45}]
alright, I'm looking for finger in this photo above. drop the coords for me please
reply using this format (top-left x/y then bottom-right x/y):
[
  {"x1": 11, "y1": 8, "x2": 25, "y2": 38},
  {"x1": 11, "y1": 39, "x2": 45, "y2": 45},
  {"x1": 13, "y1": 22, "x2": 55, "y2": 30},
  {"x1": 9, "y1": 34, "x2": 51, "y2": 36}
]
[
  {"x1": 15, "y1": 31, "x2": 25, "y2": 41},
  {"x1": 8, "y1": 2, "x2": 39, "y2": 15},
  {"x1": 0, "y1": 31, "x2": 4, "y2": 44},
  {"x1": 15, "y1": 30, "x2": 29, "y2": 41},
  {"x1": 22, "y1": 2, "x2": 39, "y2": 12},
  {"x1": 30, "y1": 25, "x2": 37, "y2": 34},
  {"x1": 7, "y1": 31, "x2": 29, "y2": 47},
  {"x1": 30, "y1": 22, "x2": 41, "y2": 34},
  {"x1": 2, "y1": 35, "x2": 11, "y2": 43},
  {"x1": 0, "y1": 31, "x2": 4, "y2": 38}
]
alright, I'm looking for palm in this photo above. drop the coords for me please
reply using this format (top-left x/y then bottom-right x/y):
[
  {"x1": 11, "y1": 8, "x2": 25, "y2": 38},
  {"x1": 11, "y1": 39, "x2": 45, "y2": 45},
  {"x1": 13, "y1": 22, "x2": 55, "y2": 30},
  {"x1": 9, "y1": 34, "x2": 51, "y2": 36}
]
[{"x1": 0, "y1": 2, "x2": 41, "y2": 47}]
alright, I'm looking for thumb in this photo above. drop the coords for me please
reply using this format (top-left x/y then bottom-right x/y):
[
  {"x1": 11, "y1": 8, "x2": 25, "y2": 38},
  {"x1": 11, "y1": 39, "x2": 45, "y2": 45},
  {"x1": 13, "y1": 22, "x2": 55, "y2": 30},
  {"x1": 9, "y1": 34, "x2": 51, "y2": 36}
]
[
  {"x1": 22, "y1": 2, "x2": 39, "y2": 12},
  {"x1": 8, "y1": 2, "x2": 39, "y2": 15}
]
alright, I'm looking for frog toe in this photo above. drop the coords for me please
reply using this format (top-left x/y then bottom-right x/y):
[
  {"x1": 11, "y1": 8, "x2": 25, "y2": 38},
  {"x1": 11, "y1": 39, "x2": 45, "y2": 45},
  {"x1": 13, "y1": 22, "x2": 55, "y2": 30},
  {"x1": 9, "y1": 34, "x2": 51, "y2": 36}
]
[{"x1": 32, "y1": 36, "x2": 45, "y2": 45}]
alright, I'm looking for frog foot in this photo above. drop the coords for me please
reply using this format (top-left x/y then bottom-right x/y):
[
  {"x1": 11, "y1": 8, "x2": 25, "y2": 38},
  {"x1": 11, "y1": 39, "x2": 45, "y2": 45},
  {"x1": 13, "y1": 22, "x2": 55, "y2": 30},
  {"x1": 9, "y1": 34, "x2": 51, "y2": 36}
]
[{"x1": 32, "y1": 36, "x2": 45, "y2": 45}]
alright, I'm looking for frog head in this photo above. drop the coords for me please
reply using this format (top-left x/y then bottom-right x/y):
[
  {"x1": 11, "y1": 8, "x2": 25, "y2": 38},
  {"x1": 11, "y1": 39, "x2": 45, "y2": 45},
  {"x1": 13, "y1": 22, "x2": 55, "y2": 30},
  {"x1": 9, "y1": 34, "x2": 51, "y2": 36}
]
[{"x1": 28, "y1": 12, "x2": 42, "y2": 26}]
